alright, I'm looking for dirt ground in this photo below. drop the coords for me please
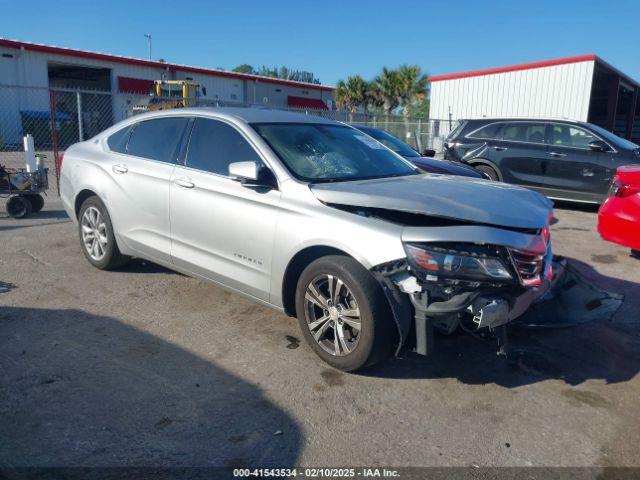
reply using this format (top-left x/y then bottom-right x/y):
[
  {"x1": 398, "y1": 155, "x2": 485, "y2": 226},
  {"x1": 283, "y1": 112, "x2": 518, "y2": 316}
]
[{"x1": 1, "y1": 198, "x2": 639, "y2": 470}]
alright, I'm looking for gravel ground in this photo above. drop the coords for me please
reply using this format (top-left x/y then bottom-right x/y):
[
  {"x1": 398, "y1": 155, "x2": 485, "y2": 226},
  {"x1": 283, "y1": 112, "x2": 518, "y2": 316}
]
[{"x1": 1, "y1": 198, "x2": 639, "y2": 469}]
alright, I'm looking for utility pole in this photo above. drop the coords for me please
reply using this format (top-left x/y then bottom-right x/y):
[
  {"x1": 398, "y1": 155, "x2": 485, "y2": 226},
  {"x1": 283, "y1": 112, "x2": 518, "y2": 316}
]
[{"x1": 144, "y1": 33, "x2": 152, "y2": 60}]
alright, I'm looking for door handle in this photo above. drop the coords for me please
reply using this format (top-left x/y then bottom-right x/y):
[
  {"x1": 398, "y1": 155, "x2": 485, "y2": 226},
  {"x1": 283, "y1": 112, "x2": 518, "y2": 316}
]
[
  {"x1": 112, "y1": 164, "x2": 128, "y2": 174},
  {"x1": 492, "y1": 146, "x2": 507, "y2": 151},
  {"x1": 582, "y1": 168, "x2": 595, "y2": 177},
  {"x1": 174, "y1": 177, "x2": 195, "y2": 189},
  {"x1": 548, "y1": 152, "x2": 567, "y2": 158}
]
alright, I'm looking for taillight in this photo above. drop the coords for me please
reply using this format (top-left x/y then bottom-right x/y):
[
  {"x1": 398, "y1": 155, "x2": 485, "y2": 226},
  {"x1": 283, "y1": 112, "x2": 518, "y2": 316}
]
[{"x1": 607, "y1": 180, "x2": 640, "y2": 198}]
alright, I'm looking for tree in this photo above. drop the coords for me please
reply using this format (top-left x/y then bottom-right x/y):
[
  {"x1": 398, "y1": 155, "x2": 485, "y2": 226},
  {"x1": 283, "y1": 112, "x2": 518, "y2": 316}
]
[
  {"x1": 256, "y1": 65, "x2": 321, "y2": 84},
  {"x1": 406, "y1": 98, "x2": 430, "y2": 119},
  {"x1": 386, "y1": 64, "x2": 428, "y2": 142},
  {"x1": 395, "y1": 64, "x2": 428, "y2": 117},
  {"x1": 335, "y1": 75, "x2": 368, "y2": 121},
  {"x1": 231, "y1": 64, "x2": 321, "y2": 84},
  {"x1": 370, "y1": 67, "x2": 400, "y2": 115},
  {"x1": 368, "y1": 67, "x2": 401, "y2": 128},
  {"x1": 232, "y1": 64, "x2": 257, "y2": 74}
]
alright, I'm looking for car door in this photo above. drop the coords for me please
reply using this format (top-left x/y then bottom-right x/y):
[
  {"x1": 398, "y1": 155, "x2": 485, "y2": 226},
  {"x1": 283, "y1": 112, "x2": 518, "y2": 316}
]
[
  {"x1": 170, "y1": 116, "x2": 282, "y2": 301},
  {"x1": 106, "y1": 116, "x2": 190, "y2": 263},
  {"x1": 543, "y1": 123, "x2": 613, "y2": 201},
  {"x1": 497, "y1": 122, "x2": 550, "y2": 188}
]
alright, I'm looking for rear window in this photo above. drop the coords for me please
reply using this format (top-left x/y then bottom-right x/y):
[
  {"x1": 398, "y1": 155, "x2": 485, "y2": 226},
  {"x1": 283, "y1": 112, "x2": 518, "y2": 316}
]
[
  {"x1": 467, "y1": 123, "x2": 503, "y2": 140},
  {"x1": 446, "y1": 121, "x2": 467, "y2": 140},
  {"x1": 106, "y1": 126, "x2": 132, "y2": 153},
  {"x1": 503, "y1": 123, "x2": 547, "y2": 144},
  {"x1": 127, "y1": 117, "x2": 189, "y2": 163}
]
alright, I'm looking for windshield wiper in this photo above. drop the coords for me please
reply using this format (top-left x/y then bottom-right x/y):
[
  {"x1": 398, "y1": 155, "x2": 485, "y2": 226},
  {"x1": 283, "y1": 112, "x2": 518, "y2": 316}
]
[{"x1": 311, "y1": 172, "x2": 417, "y2": 184}]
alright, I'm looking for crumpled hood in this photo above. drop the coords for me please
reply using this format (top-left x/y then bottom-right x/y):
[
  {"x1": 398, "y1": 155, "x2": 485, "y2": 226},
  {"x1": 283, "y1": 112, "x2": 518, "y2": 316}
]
[{"x1": 310, "y1": 174, "x2": 553, "y2": 230}]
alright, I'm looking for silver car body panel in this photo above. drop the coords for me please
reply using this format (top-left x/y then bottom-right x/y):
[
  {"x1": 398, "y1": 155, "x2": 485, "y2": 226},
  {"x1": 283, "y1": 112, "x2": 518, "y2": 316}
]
[
  {"x1": 310, "y1": 174, "x2": 553, "y2": 230},
  {"x1": 60, "y1": 107, "x2": 552, "y2": 320}
]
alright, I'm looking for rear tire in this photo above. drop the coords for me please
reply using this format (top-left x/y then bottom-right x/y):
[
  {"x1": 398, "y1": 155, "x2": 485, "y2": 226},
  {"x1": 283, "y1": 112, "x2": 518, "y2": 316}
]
[
  {"x1": 25, "y1": 194, "x2": 44, "y2": 213},
  {"x1": 631, "y1": 250, "x2": 640, "y2": 259},
  {"x1": 78, "y1": 196, "x2": 130, "y2": 270},
  {"x1": 6, "y1": 196, "x2": 32, "y2": 218},
  {"x1": 474, "y1": 164, "x2": 500, "y2": 181},
  {"x1": 294, "y1": 255, "x2": 397, "y2": 372}
]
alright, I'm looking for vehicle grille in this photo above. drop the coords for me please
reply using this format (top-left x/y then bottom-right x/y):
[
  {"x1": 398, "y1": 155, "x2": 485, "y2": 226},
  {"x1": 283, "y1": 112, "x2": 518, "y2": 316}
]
[{"x1": 509, "y1": 248, "x2": 545, "y2": 287}]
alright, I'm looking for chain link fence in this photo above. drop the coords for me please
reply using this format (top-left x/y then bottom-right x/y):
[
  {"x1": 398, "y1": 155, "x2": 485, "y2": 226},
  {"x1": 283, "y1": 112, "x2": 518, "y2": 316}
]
[{"x1": 1, "y1": 84, "x2": 455, "y2": 196}]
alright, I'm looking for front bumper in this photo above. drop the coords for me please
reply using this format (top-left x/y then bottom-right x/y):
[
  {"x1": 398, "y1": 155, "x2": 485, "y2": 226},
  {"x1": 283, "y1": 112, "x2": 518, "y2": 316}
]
[{"x1": 376, "y1": 246, "x2": 553, "y2": 356}]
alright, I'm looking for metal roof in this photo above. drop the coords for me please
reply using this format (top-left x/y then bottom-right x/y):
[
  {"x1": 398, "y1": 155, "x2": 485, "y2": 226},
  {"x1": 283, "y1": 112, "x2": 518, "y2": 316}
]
[
  {"x1": 0, "y1": 38, "x2": 335, "y2": 92},
  {"x1": 429, "y1": 54, "x2": 639, "y2": 88}
]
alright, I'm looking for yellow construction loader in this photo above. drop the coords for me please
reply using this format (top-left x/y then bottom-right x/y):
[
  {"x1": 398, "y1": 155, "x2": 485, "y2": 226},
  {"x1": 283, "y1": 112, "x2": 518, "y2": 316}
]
[{"x1": 134, "y1": 80, "x2": 202, "y2": 112}]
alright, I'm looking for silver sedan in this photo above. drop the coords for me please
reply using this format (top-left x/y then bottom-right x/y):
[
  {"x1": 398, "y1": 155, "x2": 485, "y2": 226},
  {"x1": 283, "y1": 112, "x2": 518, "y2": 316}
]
[{"x1": 60, "y1": 108, "x2": 554, "y2": 371}]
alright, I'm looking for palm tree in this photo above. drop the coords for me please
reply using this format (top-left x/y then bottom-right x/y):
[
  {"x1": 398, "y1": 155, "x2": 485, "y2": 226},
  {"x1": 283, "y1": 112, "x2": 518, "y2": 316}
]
[
  {"x1": 334, "y1": 75, "x2": 368, "y2": 122},
  {"x1": 395, "y1": 64, "x2": 428, "y2": 116},
  {"x1": 394, "y1": 65, "x2": 428, "y2": 143},
  {"x1": 369, "y1": 67, "x2": 401, "y2": 129}
]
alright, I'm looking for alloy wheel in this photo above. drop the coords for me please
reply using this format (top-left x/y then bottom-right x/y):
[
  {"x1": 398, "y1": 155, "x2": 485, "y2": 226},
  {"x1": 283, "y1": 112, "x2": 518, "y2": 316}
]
[
  {"x1": 304, "y1": 274, "x2": 361, "y2": 356},
  {"x1": 81, "y1": 206, "x2": 108, "y2": 261}
]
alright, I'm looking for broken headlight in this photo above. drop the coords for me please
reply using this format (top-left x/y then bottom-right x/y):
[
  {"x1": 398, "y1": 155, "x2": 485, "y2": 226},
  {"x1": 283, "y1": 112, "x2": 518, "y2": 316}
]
[{"x1": 404, "y1": 243, "x2": 514, "y2": 284}]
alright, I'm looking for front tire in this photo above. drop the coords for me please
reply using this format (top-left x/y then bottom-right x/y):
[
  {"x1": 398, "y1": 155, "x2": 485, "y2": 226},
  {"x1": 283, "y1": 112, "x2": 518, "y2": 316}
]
[
  {"x1": 295, "y1": 255, "x2": 396, "y2": 371},
  {"x1": 78, "y1": 196, "x2": 129, "y2": 270}
]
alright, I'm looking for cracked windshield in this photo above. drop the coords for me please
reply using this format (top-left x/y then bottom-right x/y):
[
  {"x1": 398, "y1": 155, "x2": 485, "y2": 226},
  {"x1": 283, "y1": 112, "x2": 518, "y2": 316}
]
[{"x1": 252, "y1": 123, "x2": 417, "y2": 182}]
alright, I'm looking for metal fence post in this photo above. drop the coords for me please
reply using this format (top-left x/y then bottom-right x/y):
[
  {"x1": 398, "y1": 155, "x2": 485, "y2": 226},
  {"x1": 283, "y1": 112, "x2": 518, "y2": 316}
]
[
  {"x1": 48, "y1": 89, "x2": 61, "y2": 195},
  {"x1": 76, "y1": 89, "x2": 84, "y2": 141}
]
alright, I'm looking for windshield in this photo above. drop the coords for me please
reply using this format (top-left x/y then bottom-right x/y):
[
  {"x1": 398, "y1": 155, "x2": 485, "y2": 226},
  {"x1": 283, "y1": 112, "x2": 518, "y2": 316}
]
[
  {"x1": 356, "y1": 126, "x2": 420, "y2": 157},
  {"x1": 252, "y1": 123, "x2": 418, "y2": 182},
  {"x1": 588, "y1": 123, "x2": 639, "y2": 150}
]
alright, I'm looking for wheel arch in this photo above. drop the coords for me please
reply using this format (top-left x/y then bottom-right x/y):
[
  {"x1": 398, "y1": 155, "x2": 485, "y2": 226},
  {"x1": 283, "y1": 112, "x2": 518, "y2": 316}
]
[
  {"x1": 467, "y1": 158, "x2": 503, "y2": 181},
  {"x1": 281, "y1": 245, "x2": 353, "y2": 317},
  {"x1": 74, "y1": 189, "x2": 100, "y2": 219}
]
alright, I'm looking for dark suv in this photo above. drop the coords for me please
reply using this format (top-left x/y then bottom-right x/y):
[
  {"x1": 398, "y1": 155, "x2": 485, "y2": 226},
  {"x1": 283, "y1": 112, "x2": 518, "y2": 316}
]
[{"x1": 444, "y1": 119, "x2": 640, "y2": 203}]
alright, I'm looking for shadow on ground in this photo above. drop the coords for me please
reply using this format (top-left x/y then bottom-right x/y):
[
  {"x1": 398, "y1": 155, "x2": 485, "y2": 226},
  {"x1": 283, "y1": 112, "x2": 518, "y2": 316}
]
[
  {"x1": 365, "y1": 256, "x2": 640, "y2": 387},
  {"x1": 115, "y1": 258, "x2": 182, "y2": 275},
  {"x1": 0, "y1": 307, "x2": 301, "y2": 467},
  {"x1": 0, "y1": 208, "x2": 70, "y2": 232},
  {"x1": 552, "y1": 200, "x2": 599, "y2": 213}
]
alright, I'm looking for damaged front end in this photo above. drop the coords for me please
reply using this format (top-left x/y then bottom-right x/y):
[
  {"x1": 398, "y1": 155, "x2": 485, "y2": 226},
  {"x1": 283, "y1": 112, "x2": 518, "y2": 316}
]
[{"x1": 372, "y1": 223, "x2": 554, "y2": 357}]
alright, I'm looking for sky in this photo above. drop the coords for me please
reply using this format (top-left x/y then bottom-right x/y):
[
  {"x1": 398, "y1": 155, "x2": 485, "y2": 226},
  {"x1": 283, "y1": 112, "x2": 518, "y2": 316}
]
[{"x1": 2, "y1": 0, "x2": 639, "y2": 86}]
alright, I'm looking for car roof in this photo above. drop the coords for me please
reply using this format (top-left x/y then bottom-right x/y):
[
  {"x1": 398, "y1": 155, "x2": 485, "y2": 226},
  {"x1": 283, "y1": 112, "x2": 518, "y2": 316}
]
[
  {"x1": 129, "y1": 106, "x2": 337, "y2": 125},
  {"x1": 461, "y1": 117, "x2": 588, "y2": 126}
]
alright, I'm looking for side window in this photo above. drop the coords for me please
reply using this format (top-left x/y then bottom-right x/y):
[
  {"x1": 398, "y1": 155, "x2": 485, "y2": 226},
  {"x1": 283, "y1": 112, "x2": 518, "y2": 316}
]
[
  {"x1": 503, "y1": 123, "x2": 546, "y2": 144},
  {"x1": 126, "y1": 117, "x2": 189, "y2": 163},
  {"x1": 186, "y1": 118, "x2": 262, "y2": 175},
  {"x1": 467, "y1": 123, "x2": 503, "y2": 140},
  {"x1": 551, "y1": 124, "x2": 597, "y2": 148},
  {"x1": 106, "y1": 126, "x2": 132, "y2": 154}
]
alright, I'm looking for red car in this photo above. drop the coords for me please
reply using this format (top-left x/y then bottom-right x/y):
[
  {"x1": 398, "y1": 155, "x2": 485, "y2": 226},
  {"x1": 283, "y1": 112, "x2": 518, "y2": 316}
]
[{"x1": 598, "y1": 165, "x2": 640, "y2": 257}]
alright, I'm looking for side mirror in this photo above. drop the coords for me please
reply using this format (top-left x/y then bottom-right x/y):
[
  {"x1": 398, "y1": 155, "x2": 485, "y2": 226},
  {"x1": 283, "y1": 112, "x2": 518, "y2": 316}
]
[
  {"x1": 229, "y1": 161, "x2": 259, "y2": 182},
  {"x1": 421, "y1": 149, "x2": 436, "y2": 158},
  {"x1": 589, "y1": 140, "x2": 609, "y2": 152},
  {"x1": 229, "y1": 161, "x2": 277, "y2": 190}
]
